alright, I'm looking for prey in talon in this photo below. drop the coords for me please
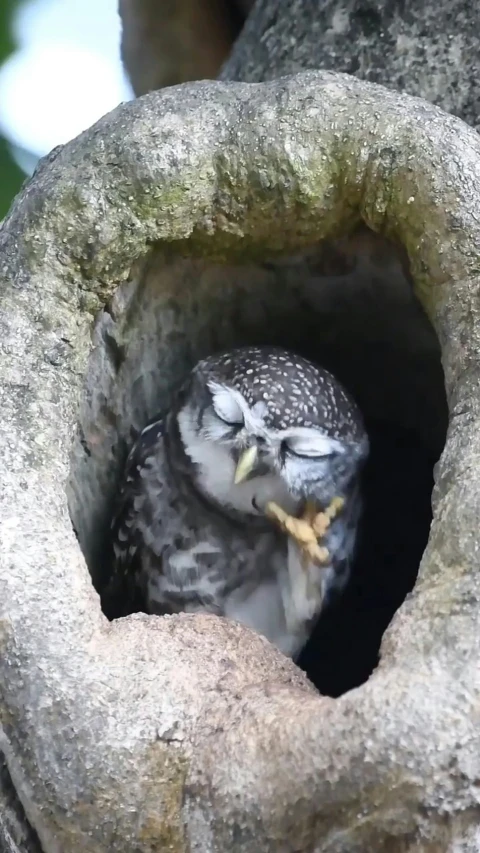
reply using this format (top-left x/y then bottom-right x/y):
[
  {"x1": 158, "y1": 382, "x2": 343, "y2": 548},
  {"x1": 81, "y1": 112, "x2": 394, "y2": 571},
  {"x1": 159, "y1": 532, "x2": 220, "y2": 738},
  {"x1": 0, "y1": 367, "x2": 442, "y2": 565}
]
[{"x1": 110, "y1": 345, "x2": 368, "y2": 660}]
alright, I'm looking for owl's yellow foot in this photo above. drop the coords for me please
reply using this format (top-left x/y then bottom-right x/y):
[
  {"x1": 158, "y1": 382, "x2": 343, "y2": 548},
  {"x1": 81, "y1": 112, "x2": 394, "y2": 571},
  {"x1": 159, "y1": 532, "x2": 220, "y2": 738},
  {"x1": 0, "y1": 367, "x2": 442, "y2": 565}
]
[{"x1": 265, "y1": 496, "x2": 345, "y2": 566}]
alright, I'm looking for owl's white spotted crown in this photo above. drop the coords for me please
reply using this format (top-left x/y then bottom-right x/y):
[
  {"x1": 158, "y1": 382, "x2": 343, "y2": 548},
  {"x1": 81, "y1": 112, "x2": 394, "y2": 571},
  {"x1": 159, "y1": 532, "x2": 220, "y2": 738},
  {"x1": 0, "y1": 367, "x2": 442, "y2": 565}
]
[{"x1": 194, "y1": 346, "x2": 365, "y2": 440}]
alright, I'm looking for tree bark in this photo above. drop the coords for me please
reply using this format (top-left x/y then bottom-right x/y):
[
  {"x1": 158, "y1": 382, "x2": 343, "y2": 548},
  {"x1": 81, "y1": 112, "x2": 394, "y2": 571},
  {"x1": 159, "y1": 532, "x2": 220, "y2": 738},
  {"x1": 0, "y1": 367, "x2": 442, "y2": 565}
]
[
  {"x1": 222, "y1": 0, "x2": 480, "y2": 134},
  {"x1": 0, "y1": 757, "x2": 41, "y2": 853},
  {"x1": 1, "y1": 67, "x2": 480, "y2": 850},
  {"x1": 120, "y1": 0, "x2": 480, "y2": 131},
  {"x1": 224, "y1": 0, "x2": 480, "y2": 131}
]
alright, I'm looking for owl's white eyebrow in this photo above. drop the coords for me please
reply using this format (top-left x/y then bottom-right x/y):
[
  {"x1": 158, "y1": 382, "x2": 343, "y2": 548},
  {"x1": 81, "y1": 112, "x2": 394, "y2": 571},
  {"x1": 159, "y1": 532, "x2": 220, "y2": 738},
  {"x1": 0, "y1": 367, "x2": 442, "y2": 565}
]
[
  {"x1": 243, "y1": 405, "x2": 267, "y2": 434},
  {"x1": 278, "y1": 427, "x2": 344, "y2": 454},
  {"x1": 207, "y1": 382, "x2": 266, "y2": 433},
  {"x1": 208, "y1": 381, "x2": 252, "y2": 423},
  {"x1": 278, "y1": 427, "x2": 324, "y2": 440}
]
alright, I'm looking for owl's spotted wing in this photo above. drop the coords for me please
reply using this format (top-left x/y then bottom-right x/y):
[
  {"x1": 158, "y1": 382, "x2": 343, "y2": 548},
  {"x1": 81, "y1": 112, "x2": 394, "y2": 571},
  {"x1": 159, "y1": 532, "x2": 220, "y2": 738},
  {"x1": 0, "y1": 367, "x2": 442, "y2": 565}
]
[{"x1": 106, "y1": 416, "x2": 166, "y2": 614}]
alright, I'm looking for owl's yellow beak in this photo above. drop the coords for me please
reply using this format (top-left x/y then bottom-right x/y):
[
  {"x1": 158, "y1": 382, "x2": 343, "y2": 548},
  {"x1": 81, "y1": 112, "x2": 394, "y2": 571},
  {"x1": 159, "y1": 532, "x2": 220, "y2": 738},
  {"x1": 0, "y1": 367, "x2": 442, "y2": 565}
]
[{"x1": 233, "y1": 446, "x2": 258, "y2": 485}]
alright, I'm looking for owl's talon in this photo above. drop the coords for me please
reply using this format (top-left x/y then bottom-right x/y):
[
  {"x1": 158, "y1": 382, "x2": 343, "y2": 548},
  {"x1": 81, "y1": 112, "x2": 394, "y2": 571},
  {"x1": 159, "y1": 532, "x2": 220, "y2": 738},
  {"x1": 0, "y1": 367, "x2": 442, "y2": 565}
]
[{"x1": 265, "y1": 497, "x2": 344, "y2": 567}]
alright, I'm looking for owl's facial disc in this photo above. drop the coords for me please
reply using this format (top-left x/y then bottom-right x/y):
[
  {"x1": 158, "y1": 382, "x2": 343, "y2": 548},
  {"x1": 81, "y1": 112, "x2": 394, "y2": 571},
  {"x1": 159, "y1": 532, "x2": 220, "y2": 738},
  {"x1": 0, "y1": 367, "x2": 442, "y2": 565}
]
[
  {"x1": 207, "y1": 382, "x2": 349, "y2": 507},
  {"x1": 177, "y1": 398, "x2": 291, "y2": 518}
]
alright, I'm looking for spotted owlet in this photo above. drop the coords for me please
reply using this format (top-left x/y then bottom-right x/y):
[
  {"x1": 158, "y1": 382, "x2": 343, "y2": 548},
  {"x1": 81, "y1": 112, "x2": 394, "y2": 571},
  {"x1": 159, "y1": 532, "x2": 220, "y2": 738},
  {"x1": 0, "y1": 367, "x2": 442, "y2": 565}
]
[{"x1": 110, "y1": 346, "x2": 369, "y2": 659}]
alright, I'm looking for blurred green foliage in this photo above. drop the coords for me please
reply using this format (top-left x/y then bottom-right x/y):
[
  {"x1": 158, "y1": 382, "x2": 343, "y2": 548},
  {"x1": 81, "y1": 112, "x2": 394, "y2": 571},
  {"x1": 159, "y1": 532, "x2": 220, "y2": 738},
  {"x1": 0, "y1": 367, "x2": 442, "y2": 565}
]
[{"x1": 0, "y1": 0, "x2": 27, "y2": 219}]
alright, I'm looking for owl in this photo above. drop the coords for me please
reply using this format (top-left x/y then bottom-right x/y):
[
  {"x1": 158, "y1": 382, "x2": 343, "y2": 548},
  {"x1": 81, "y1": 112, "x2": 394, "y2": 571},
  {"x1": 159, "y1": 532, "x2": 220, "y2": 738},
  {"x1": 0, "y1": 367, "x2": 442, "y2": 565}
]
[{"x1": 110, "y1": 346, "x2": 368, "y2": 659}]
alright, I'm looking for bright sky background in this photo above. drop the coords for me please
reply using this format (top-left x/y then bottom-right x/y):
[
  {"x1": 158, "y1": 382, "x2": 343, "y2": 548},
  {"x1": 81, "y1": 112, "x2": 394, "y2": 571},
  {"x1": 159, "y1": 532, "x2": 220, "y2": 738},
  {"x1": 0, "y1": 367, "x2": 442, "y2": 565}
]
[{"x1": 0, "y1": 0, "x2": 133, "y2": 173}]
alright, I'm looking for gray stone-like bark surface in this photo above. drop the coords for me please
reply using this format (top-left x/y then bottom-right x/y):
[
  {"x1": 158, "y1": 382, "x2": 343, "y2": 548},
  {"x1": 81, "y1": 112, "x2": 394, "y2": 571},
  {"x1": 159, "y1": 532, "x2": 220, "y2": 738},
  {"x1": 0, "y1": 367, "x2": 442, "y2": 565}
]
[
  {"x1": 120, "y1": 0, "x2": 480, "y2": 132},
  {"x1": 1, "y1": 71, "x2": 480, "y2": 851},
  {"x1": 222, "y1": 0, "x2": 480, "y2": 129},
  {"x1": 0, "y1": 757, "x2": 41, "y2": 853}
]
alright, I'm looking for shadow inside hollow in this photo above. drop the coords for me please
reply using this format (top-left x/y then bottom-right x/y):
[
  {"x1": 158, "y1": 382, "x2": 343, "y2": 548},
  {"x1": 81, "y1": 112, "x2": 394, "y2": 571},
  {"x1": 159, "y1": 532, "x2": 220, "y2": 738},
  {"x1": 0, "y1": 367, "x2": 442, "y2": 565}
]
[{"x1": 298, "y1": 419, "x2": 435, "y2": 696}]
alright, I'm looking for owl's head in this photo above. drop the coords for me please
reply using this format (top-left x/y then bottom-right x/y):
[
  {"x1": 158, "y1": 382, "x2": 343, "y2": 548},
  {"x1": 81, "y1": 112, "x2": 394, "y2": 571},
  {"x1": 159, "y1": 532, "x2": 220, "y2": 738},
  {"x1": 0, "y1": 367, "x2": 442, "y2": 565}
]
[{"x1": 176, "y1": 346, "x2": 368, "y2": 517}]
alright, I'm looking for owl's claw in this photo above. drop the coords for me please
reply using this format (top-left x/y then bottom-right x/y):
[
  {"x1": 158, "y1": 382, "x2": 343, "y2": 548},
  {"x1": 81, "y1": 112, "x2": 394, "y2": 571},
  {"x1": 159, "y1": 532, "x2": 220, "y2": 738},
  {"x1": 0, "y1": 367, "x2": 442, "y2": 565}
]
[{"x1": 265, "y1": 496, "x2": 344, "y2": 566}]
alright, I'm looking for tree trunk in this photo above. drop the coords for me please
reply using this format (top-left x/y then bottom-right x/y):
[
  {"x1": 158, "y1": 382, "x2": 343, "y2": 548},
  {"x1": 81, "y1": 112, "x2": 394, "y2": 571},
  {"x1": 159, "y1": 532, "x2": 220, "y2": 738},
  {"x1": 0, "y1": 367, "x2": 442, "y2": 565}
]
[
  {"x1": 221, "y1": 0, "x2": 480, "y2": 130},
  {"x1": 122, "y1": 0, "x2": 480, "y2": 133},
  {"x1": 2, "y1": 3, "x2": 480, "y2": 852}
]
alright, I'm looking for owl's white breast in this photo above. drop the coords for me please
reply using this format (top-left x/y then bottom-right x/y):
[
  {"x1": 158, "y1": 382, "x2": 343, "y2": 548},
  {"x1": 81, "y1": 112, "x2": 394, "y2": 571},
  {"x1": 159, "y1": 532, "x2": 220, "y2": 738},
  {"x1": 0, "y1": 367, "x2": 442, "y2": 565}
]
[{"x1": 224, "y1": 577, "x2": 303, "y2": 658}]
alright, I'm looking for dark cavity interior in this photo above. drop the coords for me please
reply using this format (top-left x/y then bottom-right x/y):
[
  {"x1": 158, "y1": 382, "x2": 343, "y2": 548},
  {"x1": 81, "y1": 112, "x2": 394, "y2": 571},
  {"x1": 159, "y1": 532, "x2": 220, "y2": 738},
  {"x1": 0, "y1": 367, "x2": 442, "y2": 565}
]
[{"x1": 68, "y1": 226, "x2": 447, "y2": 696}]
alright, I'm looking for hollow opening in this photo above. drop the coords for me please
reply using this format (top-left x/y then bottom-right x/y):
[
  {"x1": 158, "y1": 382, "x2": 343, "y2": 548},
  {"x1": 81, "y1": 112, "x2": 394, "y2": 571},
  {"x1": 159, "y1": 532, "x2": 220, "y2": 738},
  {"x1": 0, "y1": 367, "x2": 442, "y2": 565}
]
[{"x1": 68, "y1": 226, "x2": 447, "y2": 696}]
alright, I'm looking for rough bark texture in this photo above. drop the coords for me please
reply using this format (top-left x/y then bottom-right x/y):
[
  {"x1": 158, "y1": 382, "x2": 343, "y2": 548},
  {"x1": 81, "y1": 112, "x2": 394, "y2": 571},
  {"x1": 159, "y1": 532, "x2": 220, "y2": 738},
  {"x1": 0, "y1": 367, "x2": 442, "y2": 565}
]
[
  {"x1": 120, "y1": 0, "x2": 480, "y2": 130},
  {"x1": 0, "y1": 758, "x2": 41, "y2": 853},
  {"x1": 1, "y1": 70, "x2": 480, "y2": 851},
  {"x1": 224, "y1": 0, "x2": 480, "y2": 129}
]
